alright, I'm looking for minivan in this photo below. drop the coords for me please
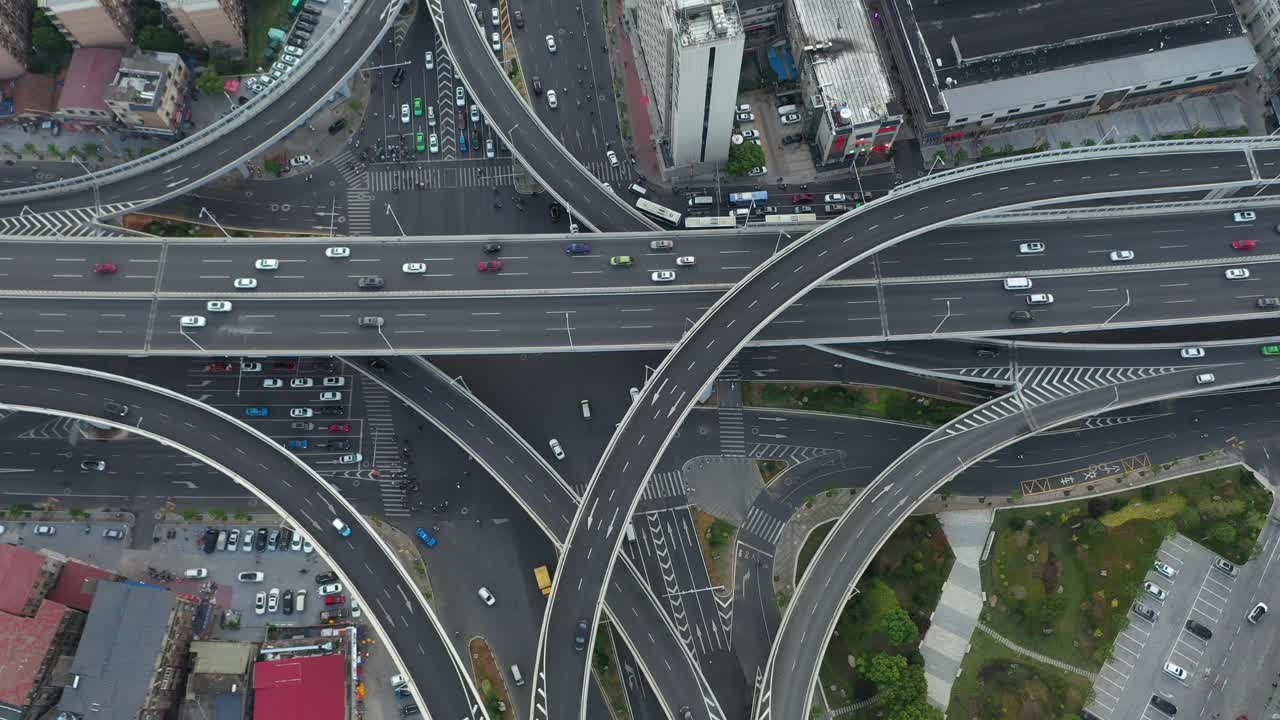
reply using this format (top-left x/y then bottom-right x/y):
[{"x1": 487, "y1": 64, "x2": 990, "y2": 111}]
[
  {"x1": 1002, "y1": 277, "x2": 1032, "y2": 291},
  {"x1": 580, "y1": 399, "x2": 591, "y2": 419},
  {"x1": 687, "y1": 196, "x2": 714, "y2": 208},
  {"x1": 628, "y1": 183, "x2": 648, "y2": 196},
  {"x1": 625, "y1": 522, "x2": 637, "y2": 542},
  {"x1": 511, "y1": 664, "x2": 525, "y2": 686},
  {"x1": 776, "y1": 104, "x2": 799, "y2": 116},
  {"x1": 650, "y1": 239, "x2": 674, "y2": 250},
  {"x1": 295, "y1": 589, "x2": 307, "y2": 612}
]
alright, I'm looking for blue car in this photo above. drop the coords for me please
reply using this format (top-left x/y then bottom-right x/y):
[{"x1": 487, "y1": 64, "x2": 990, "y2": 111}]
[
  {"x1": 565, "y1": 242, "x2": 590, "y2": 254},
  {"x1": 286, "y1": 439, "x2": 309, "y2": 449},
  {"x1": 246, "y1": 407, "x2": 269, "y2": 417},
  {"x1": 458, "y1": 133, "x2": 468, "y2": 152},
  {"x1": 415, "y1": 527, "x2": 437, "y2": 547}
]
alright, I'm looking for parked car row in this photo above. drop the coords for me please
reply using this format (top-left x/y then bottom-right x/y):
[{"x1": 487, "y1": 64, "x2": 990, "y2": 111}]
[{"x1": 202, "y1": 526, "x2": 314, "y2": 554}]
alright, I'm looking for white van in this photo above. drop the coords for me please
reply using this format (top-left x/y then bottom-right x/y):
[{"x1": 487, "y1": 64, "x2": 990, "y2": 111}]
[
  {"x1": 776, "y1": 104, "x2": 799, "y2": 116},
  {"x1": 1002, "y1": 277, "x2": 1032, "y2": 291},
  {"x1": 628, "y1": 183, "x2": 648, "y2": 197},
  {"x1": 295, "y1": 589, "x2": 307, "y2": 612},
  {"x1": 687, "y1": 196, "x2": 714, "y2": 208},
  {"x1": 625, "y1": 522, "x2": 637, "y2": 542},
  {"x1": 580, "y1": 400, "x2": 592, "y2": 419},
  {"x1": 511, "y1": 664, "x2": 525, "y2": 686}
]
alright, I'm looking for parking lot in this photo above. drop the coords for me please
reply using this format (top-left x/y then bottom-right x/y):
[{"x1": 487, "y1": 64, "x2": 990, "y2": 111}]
[{"x1": 1084, "y1": 534, "x2": 1241, "y2": 720}]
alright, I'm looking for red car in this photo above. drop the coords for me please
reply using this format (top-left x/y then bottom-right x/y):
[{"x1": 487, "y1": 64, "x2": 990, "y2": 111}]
[
  {"x1": 208, "y1": 362, "x2": 234, "y2": 373},
  {"x1": 478, "y1": 260, "x2": 504, "y2": 272},
  {"x1": 1232, "y1": 239, "x2": 1257, "y2": 251},
  {"x1": 792, "y1": 193, "x2": 815, "y2": 204},
  {"x1": 324, "y1": 594, "x2": 346, "y2": 606},
  {"x1": 271, "y1": 361, "x2": 297, "y2": 371},
  {"x1": 328, "y1": 423, "x2": 350, "y2": 433},
  {"x1": 93, "y1": 263, "x2": 118, "y2": 274}
]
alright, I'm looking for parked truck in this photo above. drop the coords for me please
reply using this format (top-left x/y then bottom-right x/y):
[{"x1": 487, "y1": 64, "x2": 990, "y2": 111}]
[{"x1": 534, "y1": 565, "x2": 552, "y2": 596}]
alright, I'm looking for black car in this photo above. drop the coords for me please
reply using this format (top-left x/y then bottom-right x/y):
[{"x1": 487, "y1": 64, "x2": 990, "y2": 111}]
[
  {"x1": 367, "y1": 359, "x2": 388, "y2": 373},
  {"x1": 316, "y1": 571, "x2": 339, "y2": 585},
  {"x1": 1009, "y1": 310, "x2": 1034, "y2": 322},
  {"x1": 1184, "y1": 619, "x2": 1212, "y2": 640},
  {"x1": 531, "y1": 75, "x2": 543, "y2": 95},
  {"x1": 482, "y1": 243, "x2": 503, "y2": 254},
  {"x1": 781, "y1": 133, "x2": 804, "y2": 145},
  {"x1": 103, "y1": 400, "x2": 128, "y2": 417},
  {"x1": 279, "y1": 527, "x2": 293, "y2": 549},
  {"x1": 357, "y1": 276, "x2": 384, "y2": 290},
  {"x1": 1131, "y1": 601, "x2": 1157, "y2": 622},
  {"x1": 237, "y1": 95, "x2": 249, "y2": 105},
  {"x1": 255, "y1": 527, "x2": 269, "y2": 552},
  {"x1": 319, "y1": 406, "x2": 346, "y2": 417},
  {"x1": 282, "y1": 589, "x2": 294, "y2": 614},
  {"x1": 573, "y1": 619, "x2": 588, "y2": 652},
  {"x1": 973, "y1": 345, "x2": 1000, "y2": 358},
  {"x1": 512, "y1": 8, "x2": 524, "y2": 27},
  {"x1": 1149, "y1": 695, "x2": 1177, "y2": 715},
  {"x1": 321, "y1": 439, "x2": 352, "y2": 450},
  {"x1": 550, "y1": 202, "x2": 563, "y2": 222},
  {"x1": 202, "y1": 527, "x2": 219, "y2": 554},
  {"x1": 328, "y1": 118, "x2": 347, "y2": 134},
  {"x1": 391, "y1": 67, "x2": 406, "y2": 87},
  {"x1": 400, "y1": 705, "x2": 419, "y2": 717},
  {"x1": 296, "y1": 19, "x2": 316, "y2": 31}
]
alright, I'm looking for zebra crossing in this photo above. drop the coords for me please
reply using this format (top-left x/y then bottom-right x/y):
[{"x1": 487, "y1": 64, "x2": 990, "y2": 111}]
[
  {"x1": 0, "y1": 204, "x2": 137, "y2": 236},
  {"x1": 939, "y1": 365, "x2": 1183, "y2": 438},
  {"x1": 641, "y1": 470, "x2": 687, "y2": 501},
  {"x1": 718, "y1": 360, "x2": 746, "y2": 457},
  {"x1": 333, "y1": 150, "x2": 372, "y2": 236},
  {"x1": 746, "y1": 444, "x2": 834, "y2": 464},
  {"x1": 359, "y1": 376, "x2": 409, "y2": 517},
  {"x1": 741, "y1": 505, "x2": 787, "y2": 546},
  {"x1": 586, "y1": 160, "x2": 634, "y2": 185},
  {"x1": 369, "y1": 162, "x2": 516, "y2": 192}
]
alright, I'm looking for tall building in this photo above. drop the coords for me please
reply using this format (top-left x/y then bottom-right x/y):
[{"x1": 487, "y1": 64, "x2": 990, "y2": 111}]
[
  {"x1": 882, "y1": 0, "x2": 1257, "y2": 147},
  {"x1": 628, "y1": 0, "x2": 745, "y2": 174},
  {"x1": 158, "y1": 0, "x2": 245, "y2": 54},
  {"x1": 1239, "y1": 0, "x2": 1280, "y2": 87},
  {"x1": 0, "y1": 0, "x2": 32, "y2": 80},
  {"x1": 37, "y1": 0, "x2": 134, "y2": 49},
  {"x1": 104, "y1": 51, "x2": 191, "y2": 136}
]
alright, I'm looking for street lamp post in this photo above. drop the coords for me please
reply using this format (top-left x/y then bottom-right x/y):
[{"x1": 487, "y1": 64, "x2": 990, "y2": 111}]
[
  {"x1": 73, "y1": 157, "x2": 100, "y2": 217},
  {"x1": 199, "y1": 207, "x2": 232, "y2": 238},
  {"x1": 931, "y1": 300, "x2": 953, "y2": 335},
  {"x1": 1099, "y1": 125, "x2": 1121, "y2": 145},
  {"x1": 384, "y1": 203, "x2": 406, "y2": 236},
  {"x1": 1103, "y1": 289, "x2": 1131, "y2": 325},
  {"x1": 0, "y1": 328, "x2": 35, "y2": 352},
  {"x1": 376, "y1": 325, "x2": 394, "y2": 352},
  {"x1": 926, "y1": 154, "x2": 947, "y2": 177},
  {"x1": 848, "y1": 150, "x2": 867, "y2": 202},
  {"x1": 178, "y1": 327, "x2": 206, "y2": 352},
  {"x1": 774, "y1": 230, "x2": 791, "y2": 255}
]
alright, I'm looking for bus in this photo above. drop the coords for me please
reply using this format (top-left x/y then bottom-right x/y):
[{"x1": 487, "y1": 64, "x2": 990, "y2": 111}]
[
  {"x1": 636, "y1": 198, "x2": 683, "y2": 226},
  {"x1": 727, "y1": 190, "x2": 768, "y2": 207},
  {"x1": 763, "y1": 213, "x2": 819, "y2": 224},
  {"x1": 684, "y1": 215, "x2": 736, "y2": 229}
]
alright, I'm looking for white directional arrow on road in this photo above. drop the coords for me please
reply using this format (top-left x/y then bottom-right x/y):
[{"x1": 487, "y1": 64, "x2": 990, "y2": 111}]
[{"x1": 170, "y1": 481, "x2": 198, "y2": 489}]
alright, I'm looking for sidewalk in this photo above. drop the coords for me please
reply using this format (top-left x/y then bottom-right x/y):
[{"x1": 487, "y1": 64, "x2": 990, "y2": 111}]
[
  {"x1": 919, "y1": 509, "x2": 992, "y2": 709},
  {"x1": 606, "y1": 0, "x2": 660, "y2": 181}
]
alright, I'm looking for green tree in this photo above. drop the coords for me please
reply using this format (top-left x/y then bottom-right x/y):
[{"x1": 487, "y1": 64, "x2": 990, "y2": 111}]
[
  {"x1": 1211, "y1": 523, "x2": 1237, "y2": 544},
  {"x1": 879, "y1": 607, "x2": 920, "y2": 645},
  {"x1": 31, "y1": 26, "x2": 70, "y2": 53},
  {"x1": 725, "y1": 140, "x2": 766, "y2": 176},
  {"x1": 196, "y1": 69, "x2": 224, "y2": 96},
  {"x1": 138, "y1": 26, "x2": 185, "y2": 53},
  {"x1": 879, "y1": 663, "x2": 928, "y2": 711},
  {"x1": 708, "y1": 519, "x2": 735, "y2": 547},
  {"x1": 863, "y1": 652, "x2": 908, "y2": 686},
  {"x1": 889, "y1": 701, "x2": 944, "y2": 720},
  {"x1": 68, "y1": 507, "x2": 86, "y2": 519}
]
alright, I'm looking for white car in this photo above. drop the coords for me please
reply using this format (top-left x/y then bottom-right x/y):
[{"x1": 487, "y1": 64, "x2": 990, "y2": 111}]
[
  {"x1": 470, "y1": 104, "x2": 480, "y2": 123},
  {"x1": 549, "y1": 438, "x2": 565, "y2": 460},
  {"x1": 242, "y1": 532, "x2": 253, "y2": 551},
  {"x1": 291, "y1": 408, "x2": 314, "y2": 418},
  {"x1": 1233, "y1": 211, "x2": 1257, "y2": 223},
  {"x1": 255, "y1": 258, "x2": 279, "y2": 271},
  {"x1": 401, "y1": 104, "x2": 411, "y2": 124},
  {"x1": 33, "y1": 524, "x2": 55, "y2": 535},
  {"x1": 429, "y1": 133, "x2": 439, "y2": 153},
  {"x1": 455, "y1": 86, "x2": 465, "y2": 107},
  {"x1": 319, "y1": 583, "x2": 343, "y2": 596},
  {"x1": 1179, "y1": 347, "x2": 1205, "y2": 359},
  {"x1": 606, "y1": 150, "x2": 619, "y2": 167},
  {"x1": 735, "y1": 111, "x2": 754, "y2": 122},
  {"x1": 289, "y1": 155, "x2": 312, "y2": 167},
  {"x1": 424, "y1": 51, "x2": 433, "y2": 68},
  {"x1": 1225, "y1": 268, "x2": 1251, "y2": 280},
  {"x1": 234, "y1": 278, "x2": 258, "y2": 289},
  {"x1": 1163, "y1": 662, "x2": 1187, "y2": 681},
  {"x1": 180, "y1": 316, "x2": 206, "y2": 328},
  {"x1": 238, "y1": 571, "x2": 264, "y2": 582},
  {"x1": 477, "y1": 586, "x2": 496, "y2": 606},
  {"x1": 491, "y1": 7, "x2": 499, "y2": 24},
  {"x1": 284, "y1": 45, "x2": 303, "y2": 57},
  {"x1": 824, "y1": 193, "x2": 848, "y2": 203},
  {"x1": 281, "y1": 54, "x2": 298, "y2": 66},
  {"x1": 1143, "y1": 581, "x2": 1168, "y2": 601},
  {"x1": 326, "y1": 246, "x2": 350, "y2": 258},
  {"x1": 242, "y1": 362, "x2": 262, "y2": 372},
  {"x1": 651, "y1": 270, "x2": 677, "y2": 282},
  {"x1": 402, "y1": 262, "x2": 427, "y2": 273},
  {"x1": 206, "y1": 301, "x2": 232, "y2": 313},
  {"x1": 545, "y1": 34, "x2": 557, "y2": 52},
  {"x1": 1153, "y1": 560, "x2": 1177, "y2": 579},
  {"x1": 748, "y1": 166, "x2": 767, "y2": 176},
  {"x1": 735, "y1": 103, "x2": 751, "y2": 113},
  {"x1": 676, "y1": 256, "x2": 696, "y2": 266},
  {"x1": 322, "y1": 376, "x2": 345, "y2": 387},
  {"x1": 267, "y1": 587, "x2": 280, "y2": 612},
  {"x1": 491, "y1": 32, "x2": 502, "y2": 51},
  {"x1": 351, "y1": 598, "x2": 362, "y2": 618},
  {"x1": 428, "y1": 105, "x2": 436, "y2": 126},
  {"x1": 319, "y1": 391, "x2": 342, "y2": 401},
  {"x1": 1018, "y1": 242, "x2": 1045, "y2": 254},
  {"x1": 255, "y1": 591, "x2": 267, "y2": 615},
  {"x1": 741, "y1": 129, "x2": 760, "y2": 140},
  {"x1": 338, "y1": 453, "x2": 363, "y2": 464},
  {"x1": 184, "y1": 568, "x2": 209, "y2": 579},
  {"x1": 629, "y1": 387, "x2": 640, "y2": 402},
  {"x1": 291, "y1": 378, "x2": 313, "y2": 388},
  {"x1": 781, "y1": 113, "x2": 801, "y2": 124},
  {"x1": 486, "y1": 139, "x2": 495, "y2": 158},
  {"x1": 303, "y1": 537, "x2": 314, "y2": 554},
  {"x1": 1196, "y1": 372, "x2": 1216, "y2": 385},
  {"x1": 263, "y1": 378, "x2": 283, "y2": 388},
  {"x1": 290, "y1": 533, "x2": 303, "y2": 551},
  {"x1": 547, "y1": 90, "x2": 558, "y2": 109},
  {"x1": 1109, "y1": 250, "x2": 1135, "y2": 262}
]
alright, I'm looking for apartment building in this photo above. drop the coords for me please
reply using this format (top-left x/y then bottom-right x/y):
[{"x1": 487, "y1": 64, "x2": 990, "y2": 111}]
[
  {"x1": 37, "y1": 0, "x2": 134, "y2": 49},
  {"x1": 158, "y1": 0, "x2": 246, "y2": 54},
  {"x1": 104, "y1": 51, "x2": 190, "y2": 135},
  {"x1": 0, "y1": 0, "x2": 32, "y2": 79}
]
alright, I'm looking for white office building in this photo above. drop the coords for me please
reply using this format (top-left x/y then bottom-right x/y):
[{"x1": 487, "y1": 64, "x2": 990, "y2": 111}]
[{"x1": 627, "y1": 0, "x2": 745, "y2": 175}]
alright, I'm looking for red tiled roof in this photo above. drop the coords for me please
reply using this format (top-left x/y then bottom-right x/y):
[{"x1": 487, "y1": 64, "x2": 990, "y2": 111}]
[
  {"x1": 46, "y1": 560, "x2": 116, "y2": 612},
  {"x1": 56, "y1": 47, "x2": 122, "y2": 112},
  {"x1": 0, "y1": 600, "x2": 72, "y2": 709},
  {"x1": 0, "y1": 544, "x2": 48, "y2": 616},
  {"x1": 253, "y1": 654, "x2": 345, "y2": 720},
  {"x1": 8, "y1": 73, "x2": 57, "y2": 115}
]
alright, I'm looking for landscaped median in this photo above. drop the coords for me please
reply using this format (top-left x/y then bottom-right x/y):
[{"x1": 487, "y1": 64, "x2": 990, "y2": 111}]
[
  {"x1": 742, "y1": 382, "x2": 971, "y2": 427},
  {"x1": 469, "y1": 637, "x2": 513, "y2": 717}
]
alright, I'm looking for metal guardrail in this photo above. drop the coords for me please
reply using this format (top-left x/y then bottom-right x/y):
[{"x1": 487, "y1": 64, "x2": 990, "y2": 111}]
[{"x1": 0, "y1": 0, "x2": 379, "y2": 203}]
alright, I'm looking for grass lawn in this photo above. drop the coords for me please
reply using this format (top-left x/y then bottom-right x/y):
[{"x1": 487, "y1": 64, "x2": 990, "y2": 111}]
[
  {"x1": 743, "y1": 382, "x2": 971, "y2": 427},
  {"x1": 796, "y1": 516, "x2": 954, "y2": 707},
  {"x1": 948, "y1": 631, "x2": 1093, "y2": 720},
  {"x1": 692, "y1": 510, "x2": 736, "y2": 587},
  {"x1": 756, "y1": 459, "x2": 787, "y2": 483},
  {"x1": 592, "y1": 625, "x2": 629, "y2": 718},
  {"x1": 469, "y1": 637, "x2": 513, "y2": 717},
  {"x1": 982, "y1": 465, "x2": 1269, "y2": 670}
]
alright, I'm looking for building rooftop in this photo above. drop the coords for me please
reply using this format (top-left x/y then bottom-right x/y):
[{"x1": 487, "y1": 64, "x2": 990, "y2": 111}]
[
  {"x1": 0, "y1": 544, "x2": 52, "y2": 616},
  {"x1": 252, "y1": 654, "x2": 345, "y2": 720},
  {"x1": 914, "y1": 0, "x2": 1220, "y2": 62},
  {"x1": 791, "y1": 0, "x2": 894, "y2": 126},
  {"x1": 0, "y1": 73, "x2": 58, "y2": 117},
  {"x1": 46, "y1": 560, "x2": 116, "y2": 612},
  {"x1": 675, "y1": 0, "x2": 742, "y2": 47},
  {"x1": 58, "y1": 582, "x2": 178, "y2": 720},
  {"x1": 105, "y1": 52, "x2": 180, "y2": 111},
  {"x1": 57, "y1": 47, "x2": 123, "y2": 111},
  {"x1": 0, "y1": 601, "x2": 73, "y2": 710},
  {"x1": 189, "y1": 641, "x2": 255, "y2": 676}
]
